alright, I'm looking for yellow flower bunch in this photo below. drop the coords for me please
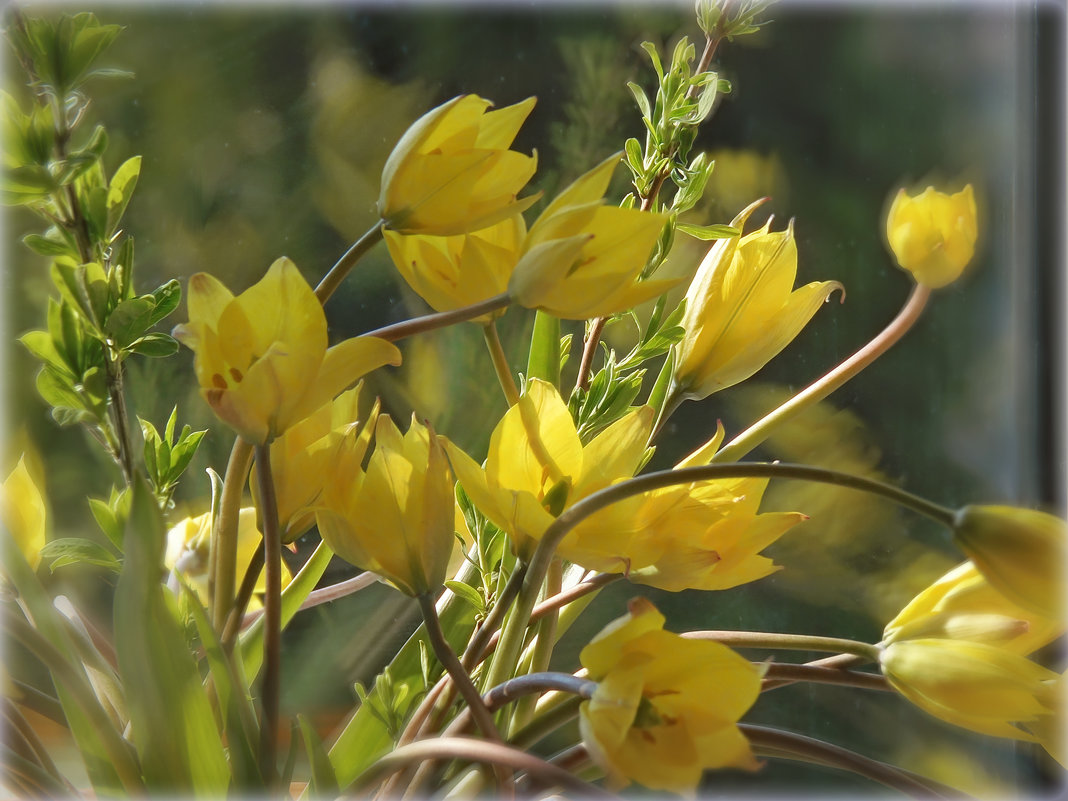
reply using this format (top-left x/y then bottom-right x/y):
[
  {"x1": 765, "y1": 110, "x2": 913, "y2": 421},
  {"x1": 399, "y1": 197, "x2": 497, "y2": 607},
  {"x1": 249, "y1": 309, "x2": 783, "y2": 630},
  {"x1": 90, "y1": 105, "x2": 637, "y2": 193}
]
[
  {"x1": 579, "y1": 598, "x2": 763, "y2": 793},
  {"x1": 173, "y1": 258, "x2": 400, "y2": 444}
]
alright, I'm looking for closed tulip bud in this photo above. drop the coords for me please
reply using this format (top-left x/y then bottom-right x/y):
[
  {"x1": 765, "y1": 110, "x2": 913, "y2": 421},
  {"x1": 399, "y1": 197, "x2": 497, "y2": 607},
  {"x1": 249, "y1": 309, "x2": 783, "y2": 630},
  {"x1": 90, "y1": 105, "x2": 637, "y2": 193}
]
[
  {"x1": 1, "y1": 456, "x2": 46, "y2": 570},
  {"x1": 952, "y1": 505, "x2": 1066, "y2": 619},
  {"x1": 172, "y1": 258, "x2": 400, "y2": 444},
  {"x1": 315, "y1": 415, "x2": 456, "y2": 596},
  {"x1": 673, "y1": 199, "x2": 843, "y2": 401},
  {"x1": 379, "y1": 95, "x2": 539, "y2": 236},
  {"x1": 880, "y1": 638, "x2": 1059, "y2": 743},
  {"x1": 885, "y1": 184, "x2": 977, "y2": 288}
]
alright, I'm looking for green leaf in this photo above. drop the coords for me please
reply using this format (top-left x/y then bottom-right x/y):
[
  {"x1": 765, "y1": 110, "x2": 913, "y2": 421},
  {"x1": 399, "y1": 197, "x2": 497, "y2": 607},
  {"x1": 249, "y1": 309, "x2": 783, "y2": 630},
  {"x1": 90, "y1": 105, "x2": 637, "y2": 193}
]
[
  {"x1": 443, "y1": 580, "x2": 485, "y2": 614},
  {"x1": 147, "y1": 279, "x2": 181, "y2": 326},
  {"x1": 626, "y1": 81, "x2": 651, "y2": 120},
  {"x1": 106, "y1": 156, "x2": 141, "y2": 235},
  {"x1": 40, "y1": 538, "x2": 120, "y2": 572},
  {"x1": 88, "y1": 488, "x2": 129, "y2": 550},
  {"x1": 106, "y1": 297, "x2": 155, "y2": 348},
  {"x1": 2, "y1": 165, "x2": 58, "y2": 203},
  {"x1": 676, "y1": 222, "x2": 740, "y2": 241},
  {"x1": 623, "y1": 137, "x2": 644, "y2": 177},
  {"x1": 525, "y1": 310, "x2": 561, "y2": 388},
  {"x1": 129, "y1": 333, "x2": 179, "y2": 359},
  {"x1": 22, "y1": 233, "x2": 75, "y2": 258},
  {"x1": 82, "y1": 185, "x2": 109, "y2": 245},
  {"x1": 299, "y1": 715, "x2": 339, "y2": 798},
  {"x1": 51, "y1": 261, "x2": 95, "y2": 324},
  {"x1": 640, "y1": 41, "x2": 664, "y2": 82},
  {"x1": 113, "y1": 478, "x2": 229, "y2": 795},
  {"x1": 20, "y1": 330, "x2": 68, "y2": 375},
  {"x1": 36, "y1": 368, "x2": 87, "y2": 418}
]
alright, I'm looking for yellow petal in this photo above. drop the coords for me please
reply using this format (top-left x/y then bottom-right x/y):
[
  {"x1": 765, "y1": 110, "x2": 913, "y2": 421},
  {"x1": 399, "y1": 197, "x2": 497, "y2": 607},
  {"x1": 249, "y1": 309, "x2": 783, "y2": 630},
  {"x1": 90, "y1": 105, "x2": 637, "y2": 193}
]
[
  {"x1": 289, "y1": 336, "x2": 401, "y2": 425},
  {"x1": 1, "y1": 456, "x2": 46, "y2": 570}
]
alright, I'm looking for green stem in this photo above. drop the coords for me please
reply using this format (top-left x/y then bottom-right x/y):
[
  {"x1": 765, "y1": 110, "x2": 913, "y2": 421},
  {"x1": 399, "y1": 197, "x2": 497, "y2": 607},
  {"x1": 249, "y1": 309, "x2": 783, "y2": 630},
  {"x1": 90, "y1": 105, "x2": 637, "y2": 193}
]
[
  {"x1": 253, "y1": 444, "x2": 283, "y2": 787},
  {"x1": 573, "y1": 316, "x2": 608, "y2": 392},
  {"x1": 483, "y1": 322, "x2": 521, "y2": 406},
  {"x1": 713, "y1": 284, "x2": 931, "y2": 463},
  {"x1": 681, "y1": 630, "x2": 881, "y2": 662},
  {"x1": 415, "y1": 594, "x2": 513, "y2": 797},
  {"x1": 211, "y1": 439, "x2": 254, "y2": 633},
  {"x1": 314, "y1": 223, "x2": 384, "y2": 304},
  {"x1": 741, "y1": 724, "x2": 969, "y2": 799},
  {"x1": 221, "y1": 546, "x2": 265, "y2": 648},
  {"x1": 2, "y1": 611, "x2": 144, "y2": 795},
  {"x1": 364, "y1": 294, "x2": 511, "y2": 342},
  {"x1": 508, "y1": 695, "x2": 585, "y2": 750},
  {"x1": 348, "y1": 737, "x2": 614, "y2": 800},
  {"x1": 510, "y1": 559, "x2": 561, "y2": 731},
  {"x1": 462, "y1": 563, "x2": 527, "y2": 672},
  {"x1": 760, "y1": 662, "x2": 889, "y2": 692}
]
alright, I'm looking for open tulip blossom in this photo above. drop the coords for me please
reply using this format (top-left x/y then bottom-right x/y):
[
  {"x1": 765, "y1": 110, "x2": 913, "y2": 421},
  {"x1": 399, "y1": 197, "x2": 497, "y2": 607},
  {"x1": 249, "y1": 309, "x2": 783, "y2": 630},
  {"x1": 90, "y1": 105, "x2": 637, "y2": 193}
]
[{"x1": 3, "y1": 4, "x2": 1061, "y2": 801}]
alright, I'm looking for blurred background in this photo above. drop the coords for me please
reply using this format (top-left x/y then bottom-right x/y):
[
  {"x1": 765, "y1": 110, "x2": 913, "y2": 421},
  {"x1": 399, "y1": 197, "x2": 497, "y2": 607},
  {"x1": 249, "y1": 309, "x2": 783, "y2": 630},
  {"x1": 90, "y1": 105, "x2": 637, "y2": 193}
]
[{"x1": 4, "y1": 0, "x2": 1064, "y2": 795}]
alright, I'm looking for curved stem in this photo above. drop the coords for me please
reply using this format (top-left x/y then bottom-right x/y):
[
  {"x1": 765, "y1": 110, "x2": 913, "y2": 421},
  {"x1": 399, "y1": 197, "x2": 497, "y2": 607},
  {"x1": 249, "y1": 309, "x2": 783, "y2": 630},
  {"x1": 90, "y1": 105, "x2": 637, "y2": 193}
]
[
  {"x1": 363, "y1": 294, "x2": 511, "y2": 343},
  {"x1": 415, "y1": 593, "x2": 513, "y2": 797},
  {"x1": 681, "y1": 630, "x2": 882, "y2": 662},
  {"x1": 574, "y1": 316, "x2": 608, "y2": 392},
  {"x1": 511, "y1": 559, "x2": 562, "y2": 730},
  {"x1": 760, "y1": 663, "x2": 889, "y2": 692},
  {"x1": 348, "y1": 737, "x2": 616, "y2": 799},
  {"x1": 211, "y1": 439, "x2": 254, "y2": 632},
  {"x1": 483, "y1": 322, "x2": 521, "y2": 406},
  {"x1": 762, "y1": 652, "x2": 869, "y2": 692},
  {"x1": 253, "y1": 444, "x2": 282, "y2": 787},
  {"x1": 221, "y1": 546, "x2": 265, "y2": 647},
  {"x1": 241, "y1": 571, "x2": 378, "y2": 629},
  {"x1": 714, "y1": 284, "x2": 931, "y2": 463},
  {"x1": 462, "y1": 563, "x2": 527, "y2": 672},
  {"x1": 741, "y1": 724, "x2": 970, "y2": 800},
  {"x1": 314, "y1": 223, "x2": 384, "y2": 304},
  {"x1": 485, "y1": 672, "x2": 595, "y2": 711},
  {"x1": 508, "y1": 695, "x2": 585, "y2": 751}
]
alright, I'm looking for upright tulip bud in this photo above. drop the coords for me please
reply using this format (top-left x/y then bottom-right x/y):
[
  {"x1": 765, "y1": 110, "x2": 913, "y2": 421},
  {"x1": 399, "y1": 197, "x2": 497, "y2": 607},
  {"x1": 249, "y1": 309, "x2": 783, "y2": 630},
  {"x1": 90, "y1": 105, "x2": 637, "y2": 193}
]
[
  {"x1": 379, "y1": 95, "x2": 539, "y2": 236},
  {"x1": 885, "y1": 184, "x2": 977, "y2": 288}
]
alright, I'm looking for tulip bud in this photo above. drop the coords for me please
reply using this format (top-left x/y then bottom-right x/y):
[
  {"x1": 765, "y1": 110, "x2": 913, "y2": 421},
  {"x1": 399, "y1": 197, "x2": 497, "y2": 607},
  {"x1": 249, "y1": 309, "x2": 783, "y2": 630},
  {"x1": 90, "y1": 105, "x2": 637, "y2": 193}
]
[
  {"x1": 885, "y1": 184, "x2": 977, "y2": 288},
  {"x1": 951, "y1": 505, "x2": 1065, "y2": 619}
]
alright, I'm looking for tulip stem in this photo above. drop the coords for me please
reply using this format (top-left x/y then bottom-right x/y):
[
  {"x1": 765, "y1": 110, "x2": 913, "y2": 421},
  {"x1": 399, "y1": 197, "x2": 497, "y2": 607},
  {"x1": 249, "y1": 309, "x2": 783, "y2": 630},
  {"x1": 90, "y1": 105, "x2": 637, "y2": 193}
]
[
  {"x1": 364, "y1": 294, "x2": 512, "y2": 342},
  {"x1": 741, "y1": 724, "x2": 969, "y2": 799},
  {"x1": 221, "y1": 546, "x2": 265, "y2": 648},
  {"x1": 212, "y1": 439, "x2": 255, "y2": 633},
  {"x1": 510, "y1": 559, "x2": 562, "y2": 731},
  {"x1": 253, "y1": 444, "x2": 283, "y2": 787},
  {"x1": 415, "y1": 592, "x2": 514, "y2": 796},
  {"x1": 760, "y1": 662, "x2": 890, "y2": 692},
  {"x1": 348, "y1": 737, "x2": 614, "y2": 800},
  {"x1": 314, "y1": 223, "x2": 384, "y2": 304},
  {"x1": 681, "y1": 630, "x2": 882, "y2": 662},
  {"x1": 483, "y1": 322, "x2": 521, "y2": 406},
  {"x1": 713, "y1": 283, "x2": 931, "y2": 464},
  {"x1": 574, "y1": 316, "x2": 608, "y2": 392}
]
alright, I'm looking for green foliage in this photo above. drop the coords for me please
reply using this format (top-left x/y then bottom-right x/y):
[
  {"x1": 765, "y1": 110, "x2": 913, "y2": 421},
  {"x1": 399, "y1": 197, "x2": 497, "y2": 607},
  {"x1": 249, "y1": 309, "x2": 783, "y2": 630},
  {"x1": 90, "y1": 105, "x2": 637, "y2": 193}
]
[
  {"x1": 353, "y1": 667, "x2": 426, "y2": 743},
  {"x1": 39, "y1": 537, "x2": 120, "y2": 572},
  {"x1": 7, "y1": 13, "x2": 125, "y2": 98},
  {"x1": 569, "y1": 346, "x2": 646, "y2": 442},
  {"x1": 140, "y1": 407, "x2": 206, "y2": 508}
]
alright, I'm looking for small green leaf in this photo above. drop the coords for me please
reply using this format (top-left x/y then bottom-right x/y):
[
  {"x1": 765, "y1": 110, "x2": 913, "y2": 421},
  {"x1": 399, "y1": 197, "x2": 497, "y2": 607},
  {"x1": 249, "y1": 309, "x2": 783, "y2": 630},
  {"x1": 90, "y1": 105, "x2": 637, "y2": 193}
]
[
  {"x1": 626, "y1": 81, "x2": 652, "y2": 120},
  {"x1": 40, "y1": 537, "x2": 120, "y2": 572},
  {"x1": 106, "y1": 156, "x2": 141, "y2": 235},
  {"x1": 443, "y1": 580, "x2": 485, "y2": 614},
  {"x1": 147, "y1": 279, "x2": 181, "y2": 326},
  {"x1": 129, "y1": 333, "x2": 179, "y2": 358},
  {"x1": 106, "y1": 297, "x2": 155, "y2": 348},
  {"x1": 640, "y1": 41, "x2": 664, "y2": 82},
  {"x1": 36, "y1": 368, "x2": 87, "y2": 417},
  {"x1": 676, "y1": 222, "x2": 740, "y2": 241},
  {"x1": 22, "y1": 233, "x2": 75, "y2": 257}
]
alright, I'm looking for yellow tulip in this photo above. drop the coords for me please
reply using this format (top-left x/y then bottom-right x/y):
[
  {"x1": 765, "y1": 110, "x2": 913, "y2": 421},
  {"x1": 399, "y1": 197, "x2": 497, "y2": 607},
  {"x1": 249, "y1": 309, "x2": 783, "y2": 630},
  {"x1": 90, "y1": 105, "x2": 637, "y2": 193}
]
[
  {"x1": 250, "y1": 386, "x2": 377, "y2": 543},
  {"x1": 383, "y1": 214, "x2": 525, "y2": 319},
  {"x1": 572, "y1": 423, "x2": 805, "y2": 590},
  {"x1": 885, "y1": 185, "x2": 977, "y2": 288},
  {"x1": 579, "y1": 598, "x2": 763, "y2": 793},
  {"x1": 883, "y1": 560, "x2": 1062, "y2": 656},
  {"x1": 508, "y1": 154, "x2": 673, "y2": 320},
  {"x1": 673, "y1": 199, "x2": 843, "y2": 400},
  {"x1": 880, "y1": 638, "x2": 1059, "y2": 743},
  {"x1": 379, "y1": 95, "x2": 539, "y2": 236},
  {"x1": 172, "y1": 257, "x2": 400, "y2": 444},
  {"x1": 165, "y1": 508, "x2": 291, "y2": 610},
  {"x1": 1, "y1": 456, "x2": 46, "y2": 570},
  {"x1": 315, "y1": 415, "x2": 456, "y2": 596},
  {"x1": 951, "y1": 505, "x2": 1066, "y2": 619},
  {"x1": 443, "y1": 378, "x2": 654, "y2": 561}
]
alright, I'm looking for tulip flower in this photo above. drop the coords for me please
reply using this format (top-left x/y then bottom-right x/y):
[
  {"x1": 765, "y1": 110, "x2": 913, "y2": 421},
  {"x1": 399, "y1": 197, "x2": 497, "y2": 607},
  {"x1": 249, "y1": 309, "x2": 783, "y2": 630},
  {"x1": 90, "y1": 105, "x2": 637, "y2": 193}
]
[
  {"x1": 883, "y1": 560, "x2": 1062, "y2": 656},
  {"x1": 885, "y1": 184, "x2": 977, "y2": 288},
  {"x1": 250, "y1": 386, "x2": 378, "y2": 543},
  {"x1": 443, "y1": 378, "x2": 654, "y2": 560},
  {"x1": 315, "y1": 415, "x2": 456, "y2": 596},
  {"x1": 173, "y1": 257, "x2": 401, "y2": 444},
  {"x1": 509, "y1": 154, "x2": 674, "y2": 319},
  {"x1": 579, "y1": 598, "x2": 763, "y2": 793},
  {"x1": 951, "y1": 505, "x2": 1066, "y2": 619},
  {"x1": 379, "y1": 95, "x2": 539, "y2": 236},
  {"x1": 572, "y1": 423, "x2": 805, "y2": 590},
  {"x1": 673, "y1": 199, "x2": 843, "y2": 401},
  {"x1": 879, "y1": 638, "x2": 1059, "y2": 743},
  {"x1": 1, "y1": 456, "x2": 46, "y2": 570},
  {"x1": 383, "y1": 214, "x2": 524, "y2": 319},
  {"x1": 165, "y1": 508, "x2": 290, "y2": 610}
]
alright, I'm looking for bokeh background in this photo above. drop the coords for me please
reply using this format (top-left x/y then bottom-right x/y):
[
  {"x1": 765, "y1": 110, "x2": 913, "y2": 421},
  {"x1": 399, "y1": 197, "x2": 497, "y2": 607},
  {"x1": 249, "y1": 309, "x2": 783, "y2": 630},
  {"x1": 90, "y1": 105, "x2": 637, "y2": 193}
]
[{"x1": 4, "y1": 0, "x2": 1064, "y2": 796}]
